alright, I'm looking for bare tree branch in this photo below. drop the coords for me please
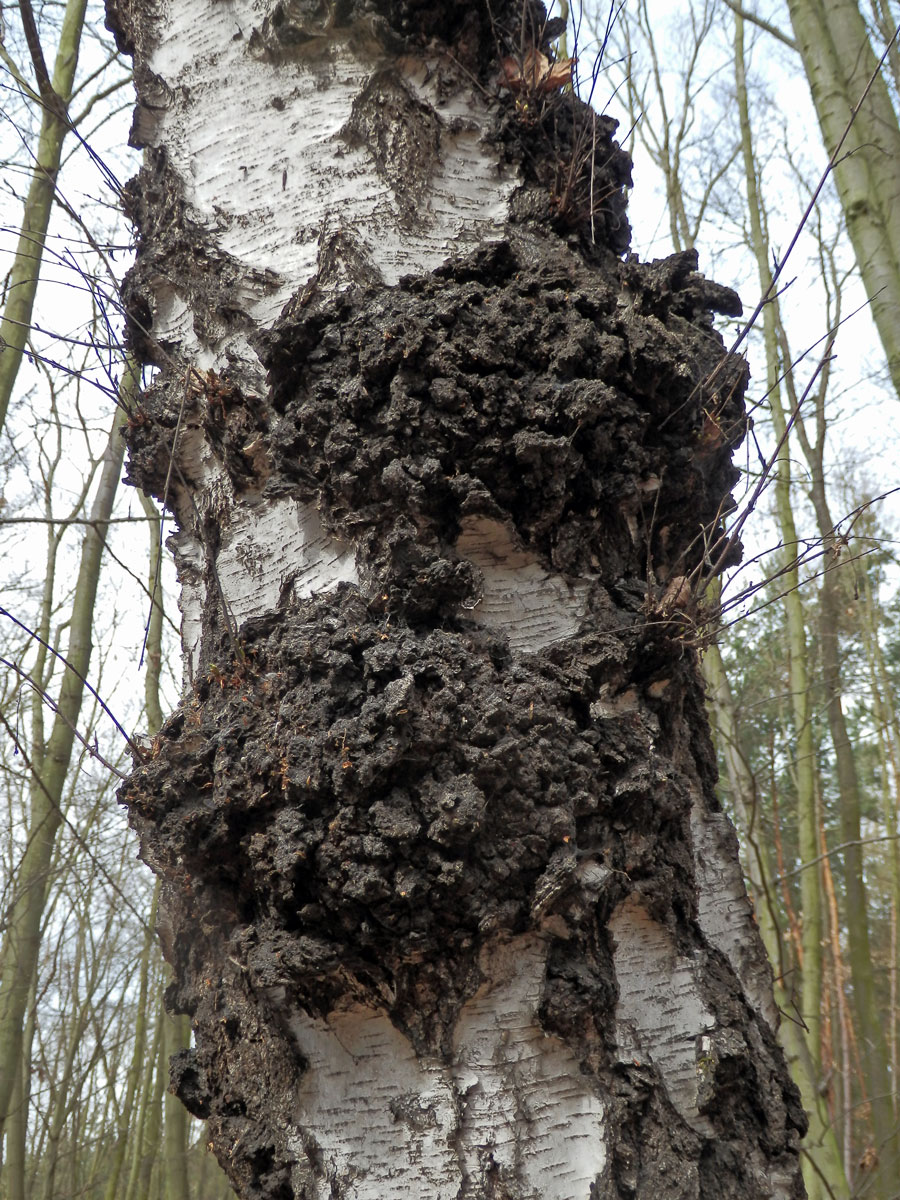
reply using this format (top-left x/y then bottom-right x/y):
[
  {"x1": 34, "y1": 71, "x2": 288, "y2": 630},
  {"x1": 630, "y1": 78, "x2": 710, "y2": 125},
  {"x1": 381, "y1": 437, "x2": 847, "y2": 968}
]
[
  {"x1": 17, "y1": 0, "x2": 68, "y2": 122},
  {"x1": 720, "y1": 0, "x2": 797, "y2": 51}
]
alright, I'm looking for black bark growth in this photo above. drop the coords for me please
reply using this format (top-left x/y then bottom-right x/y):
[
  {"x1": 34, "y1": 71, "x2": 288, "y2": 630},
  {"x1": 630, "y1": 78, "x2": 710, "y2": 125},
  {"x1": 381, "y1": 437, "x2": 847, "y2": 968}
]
[{"x1": 122, "y1": 231, "x2": 802, "y2": 1197}]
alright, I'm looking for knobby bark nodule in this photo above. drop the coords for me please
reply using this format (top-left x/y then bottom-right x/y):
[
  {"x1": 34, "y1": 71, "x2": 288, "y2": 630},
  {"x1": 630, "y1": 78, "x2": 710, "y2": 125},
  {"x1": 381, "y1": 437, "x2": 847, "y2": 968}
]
[{"x1": 109, "y1": 0, "x2": 806, "y2": 1195}]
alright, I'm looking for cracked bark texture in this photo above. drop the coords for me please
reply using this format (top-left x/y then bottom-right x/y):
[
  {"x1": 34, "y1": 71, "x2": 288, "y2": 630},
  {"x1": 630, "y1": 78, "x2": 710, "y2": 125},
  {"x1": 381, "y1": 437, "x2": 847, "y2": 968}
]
[{"x1": 108, "y1": 0, "x2": 806, "y2": 1195}]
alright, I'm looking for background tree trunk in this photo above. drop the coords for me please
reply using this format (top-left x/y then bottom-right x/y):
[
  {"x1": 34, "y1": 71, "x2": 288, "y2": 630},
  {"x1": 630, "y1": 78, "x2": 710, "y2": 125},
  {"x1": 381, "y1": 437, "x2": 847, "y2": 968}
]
[
  {"x1": 0, "y1": 393, "x2": 130, "y2": 1139},
  {"x1": 0, "y1": 0, "x2": 88, "y2": 429},
  {"x1": 784, "y1": 0, "x2": 900, "y2": 399},
  {"x1": 109, "y1": 0, "x2": 805, "y2": 1195}
]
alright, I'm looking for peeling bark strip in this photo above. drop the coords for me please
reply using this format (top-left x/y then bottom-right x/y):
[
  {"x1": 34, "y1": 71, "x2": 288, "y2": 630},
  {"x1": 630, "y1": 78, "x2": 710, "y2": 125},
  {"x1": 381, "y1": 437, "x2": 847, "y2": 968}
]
[{"x1": 109, "y1": 0, "x2": 805, "y2": 1195}]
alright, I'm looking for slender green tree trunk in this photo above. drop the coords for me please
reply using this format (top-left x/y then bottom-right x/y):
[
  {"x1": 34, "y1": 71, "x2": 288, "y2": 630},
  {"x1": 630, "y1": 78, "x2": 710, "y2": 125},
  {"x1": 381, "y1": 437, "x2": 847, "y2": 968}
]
[
  {"x1": 702, "y1": 641, "x2": 830, "y2": 1150},
  {"x1": 859, "y1": 580, "x2": 900, "y2": 1101},
  {"x1": 136, "y1": 519, "x2": 193, "y2": 1200},
  {"x1": 139, "y1": 493, "x2": 166, "y2": 737},
  {"x1": 0, "y1": 368, "x2": 133, "y2": 1139},
  {"x1": 790, "y1": 368, "x2": 900, "y2": 1195},
  {"x1": 38, "y1": 931, "x2": 87, "y2": 1200},
  {"x1": 4, "y1": 1059, "x2": 26, "y2": 1200},
  {"x1": 703, "y1": 640, "x2": 773, "y2": 938},
  {"x1": 103, "y1": 885, "x2": 158, "y2": 1200},
  {"x1": 0, "y1": 0, "x2": 89, "y2": 430},
  {"x1": 732, "y1": 17, "x2": 847, "y2": 1197},
  {"x1": 2, "y1": 982, "x2": 36, "y2": 1200},
  {"x1": 817, "y1": 578, "x2": 899, "y2": 1193},
  {"x1": 141, "y1": 1019, "x2": 166, "y2": 1200},
  {"x1": 124, "y1": 1008, "x2": 164, "y2": 1200},
  {"x1": 163, "y1": 1012, "x2": 192, "y2": 1200},
  {"x1": 785, "y1": 0, "x2": 900, "y2": 397}
]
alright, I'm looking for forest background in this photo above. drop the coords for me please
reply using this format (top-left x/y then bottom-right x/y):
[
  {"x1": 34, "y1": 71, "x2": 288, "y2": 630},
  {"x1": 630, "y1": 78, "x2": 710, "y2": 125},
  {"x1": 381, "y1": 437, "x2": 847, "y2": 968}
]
[{"x1": 1, "y1": 0, "x2": 899, "y2": 1197}]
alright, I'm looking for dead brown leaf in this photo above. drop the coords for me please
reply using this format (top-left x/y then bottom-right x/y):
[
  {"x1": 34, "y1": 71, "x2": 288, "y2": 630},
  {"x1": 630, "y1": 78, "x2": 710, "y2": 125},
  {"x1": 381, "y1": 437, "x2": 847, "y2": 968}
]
[{"x1": 500, "y1": 50, "x2": 575, "y2": 95}]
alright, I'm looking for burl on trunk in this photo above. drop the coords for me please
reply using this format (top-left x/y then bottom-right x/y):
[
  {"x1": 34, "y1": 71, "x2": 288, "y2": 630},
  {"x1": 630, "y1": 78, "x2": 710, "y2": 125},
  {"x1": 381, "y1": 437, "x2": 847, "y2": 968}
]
[{"x1": 109, "y1": 0, "x2": 805, "y2": 1195}]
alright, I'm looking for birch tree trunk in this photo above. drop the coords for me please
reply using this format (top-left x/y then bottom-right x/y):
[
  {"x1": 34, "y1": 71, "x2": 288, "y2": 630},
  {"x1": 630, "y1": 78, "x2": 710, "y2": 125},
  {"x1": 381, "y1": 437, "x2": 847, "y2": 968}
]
[{"x1": 108, "y1": 0, "x2": 806, "y2": 1195}]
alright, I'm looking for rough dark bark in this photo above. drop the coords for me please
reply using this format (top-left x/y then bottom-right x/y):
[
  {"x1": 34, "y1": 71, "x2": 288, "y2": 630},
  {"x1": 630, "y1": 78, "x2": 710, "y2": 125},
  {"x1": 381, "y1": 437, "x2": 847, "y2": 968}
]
[{"x1": 109, "y1": 0, "x2": 806, "y2": 1195}]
